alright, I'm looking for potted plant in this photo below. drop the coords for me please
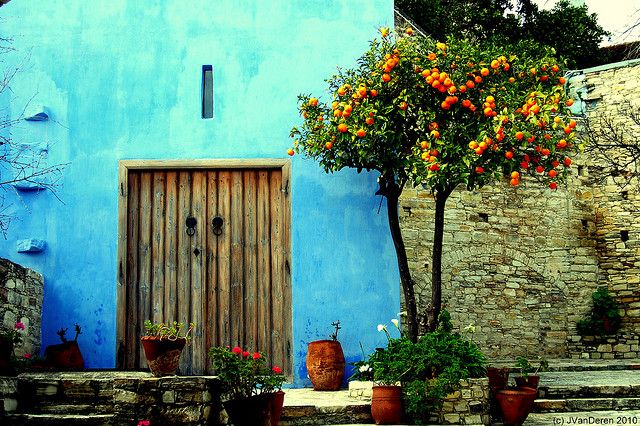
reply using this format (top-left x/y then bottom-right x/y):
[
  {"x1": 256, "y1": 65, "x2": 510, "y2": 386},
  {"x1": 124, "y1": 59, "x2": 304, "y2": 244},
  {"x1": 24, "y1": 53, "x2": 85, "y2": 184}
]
[
  {"x1": 141, "y1": 320, "x2": 194, "y2": 377},
  {"x1": 496, "y1": 386, "x2": 538, "y2": 425},
  {"x1": 514, "y1": 356, "x2": 548, "y2": 390},
  {"x1": 0, "y1": 321, "x2": 26, "y2": 375},
  {"x1": 44, "y1": 324, "x2": 84, "y2": 370},
  {"x1": 577, "y1": 287, "x2": 622, "y2": 336},
  {"x1": 368, "y1": 319, "x2": 406, "y2": 425},
  {"x1": 306, "y1": 321, "x2": 345, "y2": 390},
  {"x1": 209, "y1": 346, "x2": 286, "y2": 426}
]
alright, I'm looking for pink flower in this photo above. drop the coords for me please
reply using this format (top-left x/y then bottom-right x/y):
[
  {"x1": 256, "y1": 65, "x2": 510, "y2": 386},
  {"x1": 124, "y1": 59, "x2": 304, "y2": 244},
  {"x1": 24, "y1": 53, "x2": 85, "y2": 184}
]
[
  {"x1": 252, "y1": 352, "x2": 261, "y2": 360},
  {"x1": 242, "y1": 351, "x2": 250, "y2": 358},
  {"x1": 231, "y1": 346, "x2": 242, "y2": 355},
  {"x1": 15, "y1": 322, "x2": 25, "y2": 330},
  {"x1": 138, "y1": 421, "x2": 150, "y2": 426},
  {"x1": 272, "y1": 366, "x2": 283, "y2": 374},
  {"x1": 23, "y1": 353, "x2": 32, "y2": 359}
]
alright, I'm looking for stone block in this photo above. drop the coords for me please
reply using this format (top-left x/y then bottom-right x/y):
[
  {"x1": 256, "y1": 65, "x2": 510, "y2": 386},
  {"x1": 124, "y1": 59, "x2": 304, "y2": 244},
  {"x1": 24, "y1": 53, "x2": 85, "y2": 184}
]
[
  {"x1": 162, "y1": 390, "x2": 175, "y2": 404},
  {"x1": 16, "y1": 239, "x2": 46, "y2": 253}
]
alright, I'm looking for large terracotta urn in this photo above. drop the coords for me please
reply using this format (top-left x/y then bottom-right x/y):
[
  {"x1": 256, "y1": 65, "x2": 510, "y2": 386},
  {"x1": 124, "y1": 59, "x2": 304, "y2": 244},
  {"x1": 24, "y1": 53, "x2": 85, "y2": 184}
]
[{"x1": 306, "y1": 340, "x2": 345, "y2": 390}]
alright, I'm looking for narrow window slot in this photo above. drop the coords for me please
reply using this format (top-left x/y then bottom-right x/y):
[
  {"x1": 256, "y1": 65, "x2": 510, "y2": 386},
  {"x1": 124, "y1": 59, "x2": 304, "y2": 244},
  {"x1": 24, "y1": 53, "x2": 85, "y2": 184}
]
[{"x1": 202, "y1": 65, "x2": 214, "y2": 119}]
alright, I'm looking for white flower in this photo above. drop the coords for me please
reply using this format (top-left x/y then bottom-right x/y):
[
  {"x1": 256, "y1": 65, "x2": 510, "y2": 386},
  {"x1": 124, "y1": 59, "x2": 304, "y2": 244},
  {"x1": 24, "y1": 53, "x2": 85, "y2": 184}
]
[
  {"x1": 391, "y1": 318, "x2": 399, "y2": 328},
  {"x1": 464, "y1": 323, "x2": 476, "y2": 334},
  {"x1": 398, "y1": 311, "x2": 407, "y2": 317},
  {"x1": 377, "y1": 324, "x2": 386, "y2": 332},
  {"x1": 359, "y1": 364, "x2": 370, "y2": 373}
]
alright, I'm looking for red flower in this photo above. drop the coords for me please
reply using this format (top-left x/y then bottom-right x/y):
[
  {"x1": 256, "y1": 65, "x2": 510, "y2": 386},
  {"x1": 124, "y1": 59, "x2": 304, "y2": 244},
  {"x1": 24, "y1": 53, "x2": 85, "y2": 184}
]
[
  {"x1": 272, "y1": 366, "x2": 283, "y2": 374},
  {"x1": 252, "y1": 352, "x2": 261, "y2": 360},
  {"x1": 15, "y1": 322, "x2": 25, "y2": 330},
  {"x1": 137, "y1": 421, "x2": 150, "y2": 426},
  {"x1": 242, "y1": 351, "x2": 250, "y2": 358},
  {"x1": 231, "y1": 346, "x2": 242, "y2": 355},
  {"x1": 23, "y1": 353, "x2": 32, "y2": 359}
]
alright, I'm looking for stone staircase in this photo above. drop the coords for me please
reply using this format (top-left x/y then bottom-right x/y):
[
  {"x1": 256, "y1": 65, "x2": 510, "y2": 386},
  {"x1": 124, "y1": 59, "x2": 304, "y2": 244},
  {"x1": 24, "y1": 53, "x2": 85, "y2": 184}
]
[{"x1": 1, "y1": 361, "x2": 640, "y2": 425}]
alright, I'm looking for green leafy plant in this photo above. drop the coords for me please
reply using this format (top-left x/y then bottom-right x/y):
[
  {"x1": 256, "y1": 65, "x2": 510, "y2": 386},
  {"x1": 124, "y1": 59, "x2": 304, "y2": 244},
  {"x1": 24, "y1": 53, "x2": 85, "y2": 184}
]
[
  {"x1": 329, "y1": 320, "x2": 341, "y2": 341},
  {"x1": 364, "y1": 311, "x2": 486, "y2": 423},
  {"x1": 515, "y1": 356, "x2": 548, "y2": 378},
  {"x1": 577, "y1": 287, "x2": 622, "y2": 336},
  {"x1": 349, "y1": 342, "x2": 374, "y2": 381},
  {"x1": 209, "y1": 345, "x2": 285, "y2": 400},
  {"x1": 0, "y1": 321, "x2": 26, "y2": 346},
  {"x1": 143, "y1": 320, "x2": 195, "y2": 341}
]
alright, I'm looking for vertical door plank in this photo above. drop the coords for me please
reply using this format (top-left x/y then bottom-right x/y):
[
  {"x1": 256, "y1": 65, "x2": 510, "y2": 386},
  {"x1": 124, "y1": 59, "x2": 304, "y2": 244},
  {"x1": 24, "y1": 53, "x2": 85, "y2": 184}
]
[
  {"x1": 230, "y1": 171, "x2": 245, "y2": 348},
  {"x1": 256, "y1": 171, "x2": 271, "y2": 358},
  {"x1": 206, "y1": 171, "x2": 219, "y2": 359},
  {"x1": 243, "y1": 171, "x2": 258, "y2": 352},
  {"x1": 151, "y1": 172, "x2": 166, "y2": 325},
  {"x1": 116, "y1": 165, "x2": 128, "y2": 369},
  {"x1": 281, "y1": 163, "x2": 293, "y2": 375},
  {"x1": 125, "y1": 172, "x2": 140, "y2": 369},
  {"x1": 269, "y1": 170, "x2": 285, "y2": 370},
  {"x1": 217, "y1": 171, "x2": 232, "y2": 347},
  {"x1": 177, "y1": 171, "x2": 192, "y2": 374},
  {"x1": 164, "y1": 172, "x2": 179, "y2": 324},
  {"x1": 138, "y1": 172, "x2": 153, "y2": 368},
  {"x1": 190, "y1": 171, "x2": 207, "y2": 374}
]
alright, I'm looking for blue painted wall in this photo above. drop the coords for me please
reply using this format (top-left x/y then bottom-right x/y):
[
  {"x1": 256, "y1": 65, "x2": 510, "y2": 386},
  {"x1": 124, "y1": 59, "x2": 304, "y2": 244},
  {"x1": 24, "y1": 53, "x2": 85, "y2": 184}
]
[{"x1": 0, "y1": 0, "x2": 398, "y2": 386}]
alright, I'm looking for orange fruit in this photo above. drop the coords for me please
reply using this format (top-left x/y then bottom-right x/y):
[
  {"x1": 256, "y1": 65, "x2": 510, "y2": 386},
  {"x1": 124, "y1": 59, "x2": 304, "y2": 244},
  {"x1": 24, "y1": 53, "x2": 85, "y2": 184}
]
[
  {"x1": 480, "y1": 68, "x2": 489, "y2": 76},
  {"x1": 548, "y1": 169, "x2": 557, "y2": 178},
  {"x1": 475, "y1": 166, "x2": 484, "y2": 174},
  {"x1": 558, "y1": 77, "x2": 566, "y2": 84},
  {"x1": 287, "y1": 148, "x2": 295, "y2": 156},
  {"x1": 549, "y1": 182, "x2": 557, "y2": 190},
  {"x1": 564, "y1": 157, "x2": 572, "y2": 166},
  {"x1": 325, "y1": 142, "x2": 333, "y2": 149},
  {"x1": 338, "y1": 87, "x2": 346, "y2": 96},
  {"x1": 337, "y1": 123, "x2": 348, "y2": 133},
  {"x1": 505, "y1": 151, "x2": 514, "y2": 160},
  {"x1": 429, "y1": 163, "x2": 440, "y2": 171},
  {"x1": 466, "y1": 80, "x2": 475, "y2": 89},
  {"x1": 309, "y1": 97, "x2": 318, "y2": 107},
  {"x1": 511, "y1": 171, "x2": 520, "y2": 179},
  {"x1": 565, "y1": 99, "x2": 574, "y2": 106},
  {"x1": 510, "y1": 178, "x2": 519, "y2": 186},
  {"x1": 406, "y1": 27, "x2": 414, "y2": 35},
  {"x1": 469, "y1": 141, "x2": 478, "y2": 149},
  {"x1": 515, "y1": 131, "x2": 524, "y2": 140},
  {"x1": 530, "y1": 67, "x2": 537, "y2": 75},
  {"x1": 431, "y1": 130, "x2": 440, "y2": 139},
  {"x1": 485, "y1": 95, "x2": 495, "y2": 103},
  {"x1": 356, "y1": 129, "x2": 366, "y2": 137},
  {"x1": 382, "y1": 73, "x2": 391, "y2": 82},
  {"x1": 475, "y1": 75, "x2": 483, "y2": 83},
  {"x1": 475, "y1": 147, "x2": 483, "y2": 155},
  {"x1": 503, "y1": 63, "x2": 510, "y2": 71},
  {"x1": 556, "y1": 139, "x2": 567, "y2": 148},
  {"x1": 462, "y1": 99, "x2": 471, "y2": 108},
  {"x1": 366, "y1": 117, "x2": 374, "y2": 126},
  {"x1": 421, "y1": 141, "x2": 429, "y2": 149},
  {"x1": 551, "y1": 64, "x2": 559, "y2": 73},
  {"x1": 399, "y1": 101, "x2": 408, "y2": 110},
  {"x1": 491, "y1": 60, "x2": 500, "y2": 69},
  {"x1": 441, "y1": 101, "x2": 450, "y2": 110},
  {"x1": 333, "y1": 110, "x2": 342, "y2": 118}
]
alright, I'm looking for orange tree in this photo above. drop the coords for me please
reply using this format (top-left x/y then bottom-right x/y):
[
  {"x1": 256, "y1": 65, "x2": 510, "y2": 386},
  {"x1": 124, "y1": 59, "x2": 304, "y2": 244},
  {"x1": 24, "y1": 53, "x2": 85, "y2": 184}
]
[{"x1": 289, "y1": 29, "x2": 579, "y2": 342}]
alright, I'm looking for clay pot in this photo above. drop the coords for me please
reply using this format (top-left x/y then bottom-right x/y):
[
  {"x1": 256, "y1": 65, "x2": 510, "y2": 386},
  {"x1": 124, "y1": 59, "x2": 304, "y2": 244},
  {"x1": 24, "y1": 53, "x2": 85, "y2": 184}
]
[
  {"x1": 306, "y1": 340, "x2": 345, "y2": 390},
  {"x1": 270, "y1": 390, "x2": 285, "y2": 426},
  {"x1": 496, "y1": 387, "x2": 537, "y2": 425},
  {"x1": 44, "y1": 341, "x2": 84, "y2": 370},
  {"x1": 140, "y1": 337, "x2": 186, "y2": 377},
  {"x1": 224, "y1": 393, "x2": 272, "y2": 426},
  {"x1": 487, "y1": 367, "x2": 510, "y2": 421},
  {"x1": 514, "y1": 375, "x2": 540, "y2": 389},
  {"x1": 371, "y1": 385, "x2": 403, "y2": 425}
]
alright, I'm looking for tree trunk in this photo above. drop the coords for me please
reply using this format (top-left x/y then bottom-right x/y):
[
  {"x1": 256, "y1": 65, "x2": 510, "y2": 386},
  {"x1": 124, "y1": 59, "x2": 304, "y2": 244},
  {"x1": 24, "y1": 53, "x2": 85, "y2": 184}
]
[
  {"x1": 428, "y1": 186, "x2": 453, "y2": 331},
  {"x1": 383, "y1": 184, "x2": 419, "y2": 342}
]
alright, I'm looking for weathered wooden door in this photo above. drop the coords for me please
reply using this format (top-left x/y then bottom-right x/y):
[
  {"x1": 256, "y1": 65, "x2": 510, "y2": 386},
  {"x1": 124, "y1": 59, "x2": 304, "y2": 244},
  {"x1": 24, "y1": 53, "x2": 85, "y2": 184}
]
[{"x1": 116, "y1": 160, "x2": 292, "y2": 375}]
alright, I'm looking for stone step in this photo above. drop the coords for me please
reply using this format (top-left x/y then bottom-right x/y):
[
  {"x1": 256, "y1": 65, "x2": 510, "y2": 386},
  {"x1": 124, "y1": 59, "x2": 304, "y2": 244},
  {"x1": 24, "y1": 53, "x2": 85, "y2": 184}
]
[
  {"x1": 280, "y1": 389, "x2": 373, "y2": 425},
  {"x1": 535, "y1": 397, "x2": 640, "y2": 412},
  {"x1": 537, "y1": 370, "x2": 640, "y2": 399},
  {"x1": 25, "y1": 403, "x2": 114, "y2": 415},
  {"x1": 490, "y1": 359, "x2": 640, "y2": 373},
  {"x1": 4, "y1": 413, "x2": 114, "y2": 425},
  {"x1": 540, "y1": 384, "x2": 640, "y2": 399}
]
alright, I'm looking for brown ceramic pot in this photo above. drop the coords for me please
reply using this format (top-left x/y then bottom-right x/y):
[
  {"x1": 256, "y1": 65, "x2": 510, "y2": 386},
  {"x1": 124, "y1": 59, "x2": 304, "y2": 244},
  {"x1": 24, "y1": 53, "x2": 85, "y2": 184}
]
[
  {"x1": 487, "y1": 366, "x2": 510, "y2": 421},
  {"x1": 496, "y1": 387, "x2": 537, "y2": 425},
  {"x1": 306, "y1": 340, "x2": 345, "y2": 390},
  {"x1": 224, "y1": 393, "x2": 272, "y2": 426},
  {"x1": 270, "y1": 390, "x2": 285, "y2": 426},
  {"x1": 371, "y1": 385, "x2": 403, "y2": 425},
  {"x1": 140, "y1": 336, "x2": 186, "y2": 377},
  {"x1": 44, "y1": 341, "x2": 84, "y2": 370}
]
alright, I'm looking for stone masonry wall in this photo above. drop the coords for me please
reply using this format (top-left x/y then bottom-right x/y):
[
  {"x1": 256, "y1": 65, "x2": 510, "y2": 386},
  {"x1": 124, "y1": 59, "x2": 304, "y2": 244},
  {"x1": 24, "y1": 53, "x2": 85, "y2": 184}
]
[
  {"x1": 0, "y1": 258, "x2": 44, "y2": 357},
  {"x1": 400, "y1": 61, "x2": 640, "y2": 359}
]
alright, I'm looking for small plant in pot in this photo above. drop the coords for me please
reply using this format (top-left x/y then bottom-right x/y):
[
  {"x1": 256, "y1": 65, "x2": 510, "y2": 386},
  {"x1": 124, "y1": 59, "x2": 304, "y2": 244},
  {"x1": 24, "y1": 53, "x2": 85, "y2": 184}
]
[
  {"x1": 209, "y1": 346, "x2": 286, "y2": 426},
  {"x1": 306, "y1": 320, "x2": 345, "y2": 390},
  {"x1": 44, "y1": 324, "x2": 84, "y2": 370},
  {"x1": 141, "y1": 320, "x2": 194, "y2": 377},
  {"x1": 577, "y1": 287, "x2": 622, "y2": 337},
  {"x1": 514, "y1": 356, "x2": 548, "y2": 390}
]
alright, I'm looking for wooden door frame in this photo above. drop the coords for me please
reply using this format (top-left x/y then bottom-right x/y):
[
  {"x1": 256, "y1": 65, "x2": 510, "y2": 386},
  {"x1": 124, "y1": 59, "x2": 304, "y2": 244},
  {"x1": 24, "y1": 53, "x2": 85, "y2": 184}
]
[{"x1": 116, "y1": 158, "x2": 292, "y2": 370}]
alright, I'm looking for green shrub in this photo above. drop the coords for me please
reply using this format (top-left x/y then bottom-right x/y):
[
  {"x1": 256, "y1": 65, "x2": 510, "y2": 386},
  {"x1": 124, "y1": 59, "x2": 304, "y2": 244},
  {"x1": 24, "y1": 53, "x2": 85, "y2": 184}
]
[{"x1": 577, "y1": 287, "x2": 621, "y2": 337}]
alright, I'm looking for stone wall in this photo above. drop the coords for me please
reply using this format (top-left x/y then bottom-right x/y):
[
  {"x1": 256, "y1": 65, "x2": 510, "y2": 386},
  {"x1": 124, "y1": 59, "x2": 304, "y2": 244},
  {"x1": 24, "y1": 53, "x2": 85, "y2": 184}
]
[
  {"x1": 437, "y1": 378, "x2": 490, "y2": 425},
  {"x1": 0, "y1": 258, "x2": 44, "y2": 357},
  {"x1": 400, "y1": 61, "x2": 640, "y2": 359}
]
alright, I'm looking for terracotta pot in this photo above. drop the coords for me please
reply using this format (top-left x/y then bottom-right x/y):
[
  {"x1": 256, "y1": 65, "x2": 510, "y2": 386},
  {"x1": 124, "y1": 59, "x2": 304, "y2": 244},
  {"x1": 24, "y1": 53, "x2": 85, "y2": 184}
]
[
  {"x1": 140, "y1": 337, "x2": 186, "y2": 377},
  {"x1": 487, "y1": 367, "x2": 510, "y2": 421},
  {"x1": 371, "y1": 385, "x2": 403, "y2": 425},
  {"x1": 270, "y1": 390, "x2": 285, "y2": 426},
  {"x1": 496, "y1": 387, "x2": 537, "y2": 425},
  {"x1": 224, "y1": 393, "x2": 272, "y2": 426},
  {"x1": 514, "y1": 375, "x2": 540, "y2": 389},
  {"x1": 44, "y1": 341, "x2": 84, "y2": 370},
  {"x1": 306, "y1": 340, "x2": 345, "y2": 390},
  {"x1": 0, "y1": 336, "x2": 14, "y2": 375}
]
